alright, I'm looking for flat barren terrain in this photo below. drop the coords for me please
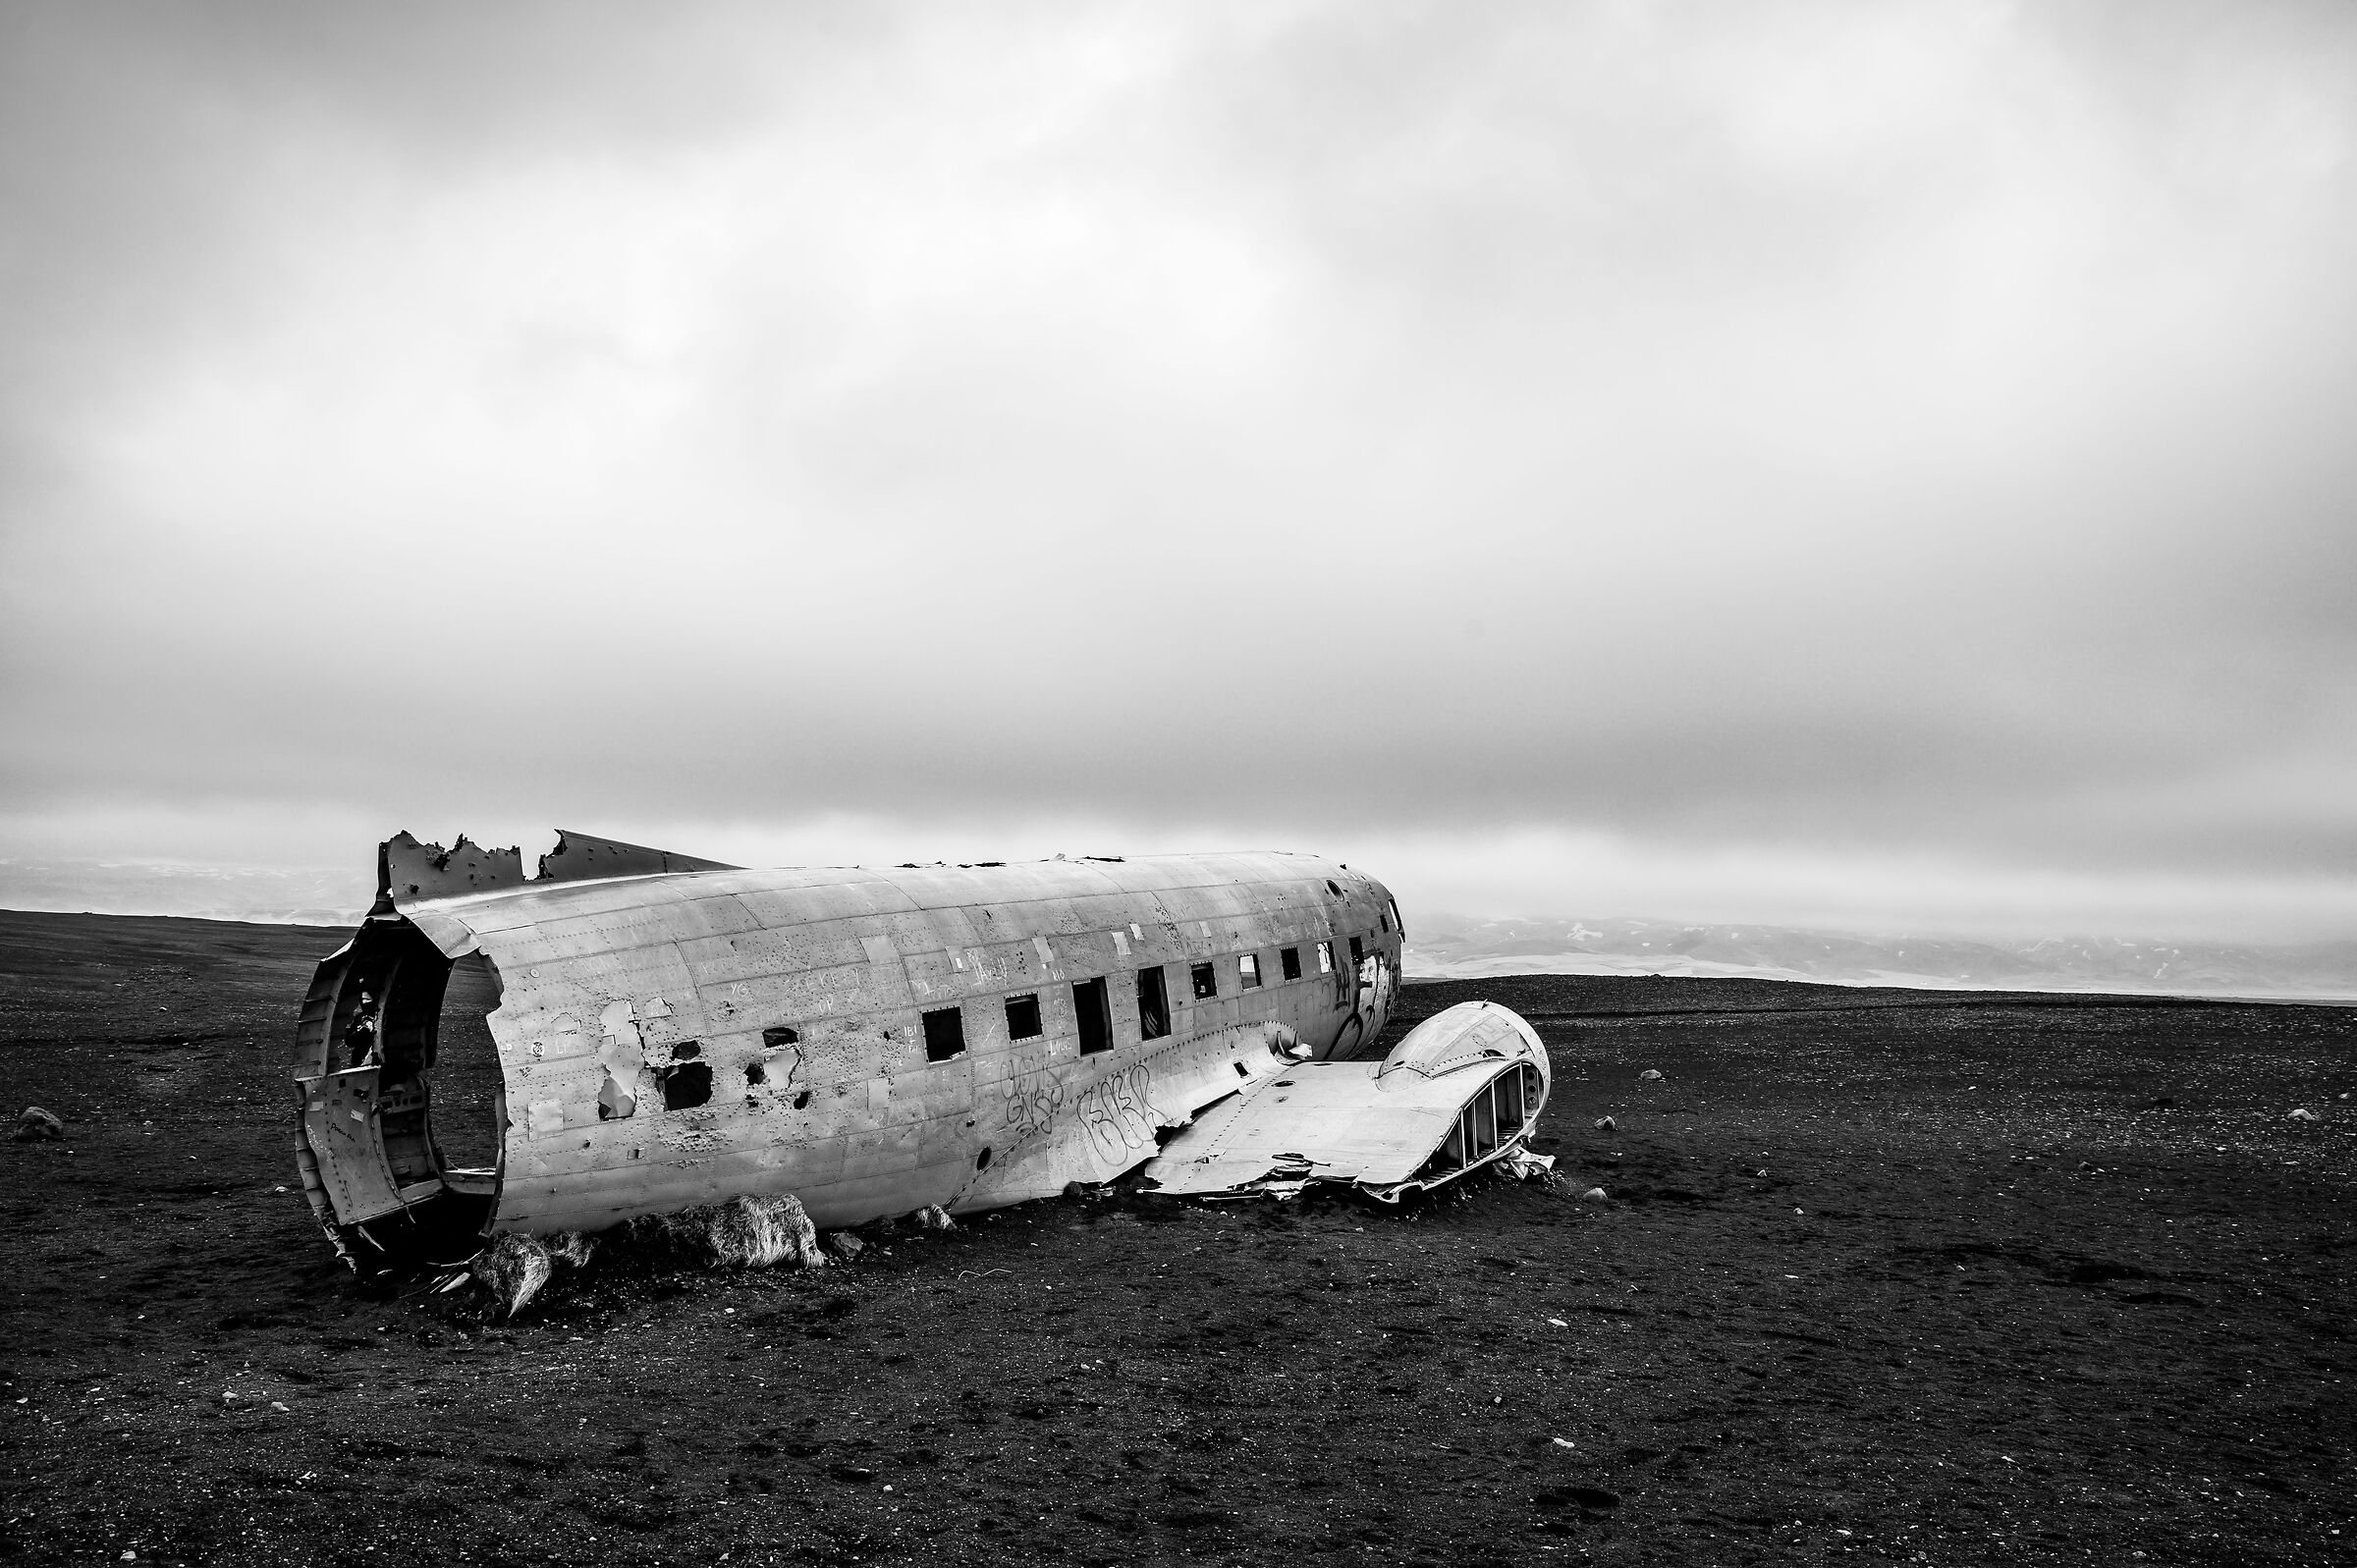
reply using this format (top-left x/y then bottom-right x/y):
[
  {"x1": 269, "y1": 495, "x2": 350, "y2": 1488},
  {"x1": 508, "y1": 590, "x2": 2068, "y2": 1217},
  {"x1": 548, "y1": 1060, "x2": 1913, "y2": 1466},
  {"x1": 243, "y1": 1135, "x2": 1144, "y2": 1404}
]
[{"x1": 2, "y1": 910, "x2": 2352, "y2": 1566}]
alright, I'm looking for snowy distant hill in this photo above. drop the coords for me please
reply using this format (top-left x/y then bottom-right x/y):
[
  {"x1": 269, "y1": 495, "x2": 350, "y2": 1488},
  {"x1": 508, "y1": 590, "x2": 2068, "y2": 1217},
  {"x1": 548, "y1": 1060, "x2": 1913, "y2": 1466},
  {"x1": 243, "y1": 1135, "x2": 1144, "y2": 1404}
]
[
  {"x1": 0, "y1": 859, "x2": 369, "y2": 928},
  {"x1": 1403, "y1": 914, "x2": 2357, "y2": 1001},
  {"x1": 8, "y1": 858, "x2": 2354, "y2": 1001}
]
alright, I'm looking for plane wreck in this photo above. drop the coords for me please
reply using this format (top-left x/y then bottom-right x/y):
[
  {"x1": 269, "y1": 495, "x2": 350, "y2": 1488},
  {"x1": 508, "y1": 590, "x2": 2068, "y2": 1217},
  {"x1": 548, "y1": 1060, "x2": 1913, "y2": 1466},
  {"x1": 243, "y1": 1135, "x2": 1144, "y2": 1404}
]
[{"x1": 292, "y1": 831, "x2": 1553, "y2": 1271}]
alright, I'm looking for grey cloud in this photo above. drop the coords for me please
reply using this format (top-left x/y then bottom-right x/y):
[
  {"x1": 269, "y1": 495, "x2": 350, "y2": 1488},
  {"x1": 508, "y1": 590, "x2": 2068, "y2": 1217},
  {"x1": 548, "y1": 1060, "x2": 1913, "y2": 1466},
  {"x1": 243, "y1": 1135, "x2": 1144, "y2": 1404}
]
[{"x1": 4, "y1": 1, "x2": 2355, "y2": 936}]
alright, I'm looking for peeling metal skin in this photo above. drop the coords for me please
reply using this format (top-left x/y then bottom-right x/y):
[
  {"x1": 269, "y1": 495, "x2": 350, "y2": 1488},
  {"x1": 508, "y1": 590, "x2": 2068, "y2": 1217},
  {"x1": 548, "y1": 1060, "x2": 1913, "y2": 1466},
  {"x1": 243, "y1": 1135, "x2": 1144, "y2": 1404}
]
[{"x1": 291, "y1": 832, "x2": 1549, "y2": 1263}]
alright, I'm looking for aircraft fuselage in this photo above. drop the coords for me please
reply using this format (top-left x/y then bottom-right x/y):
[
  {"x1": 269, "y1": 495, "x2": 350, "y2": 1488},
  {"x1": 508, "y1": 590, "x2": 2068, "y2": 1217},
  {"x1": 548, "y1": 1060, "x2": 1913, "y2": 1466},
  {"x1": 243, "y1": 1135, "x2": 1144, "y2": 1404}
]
[{"x1": 294, "y1": 848, "x2": 1406, "y2": 1245}]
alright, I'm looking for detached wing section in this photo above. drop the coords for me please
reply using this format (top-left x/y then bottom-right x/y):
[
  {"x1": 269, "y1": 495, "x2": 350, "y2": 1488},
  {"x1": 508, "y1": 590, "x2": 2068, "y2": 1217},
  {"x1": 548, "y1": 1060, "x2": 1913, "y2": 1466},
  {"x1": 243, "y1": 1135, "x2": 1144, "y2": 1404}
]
[{"x1": 1140, "y1": 1000, "x2": 1552, "y2": 1201}]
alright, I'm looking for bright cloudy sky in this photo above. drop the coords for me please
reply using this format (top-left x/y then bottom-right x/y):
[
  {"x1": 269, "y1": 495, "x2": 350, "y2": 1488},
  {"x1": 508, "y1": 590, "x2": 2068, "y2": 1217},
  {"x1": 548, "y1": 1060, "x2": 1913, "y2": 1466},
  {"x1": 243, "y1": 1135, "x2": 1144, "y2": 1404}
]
[{"x1": 4, "y1": 1, "x2": 2354, "y2": 940}]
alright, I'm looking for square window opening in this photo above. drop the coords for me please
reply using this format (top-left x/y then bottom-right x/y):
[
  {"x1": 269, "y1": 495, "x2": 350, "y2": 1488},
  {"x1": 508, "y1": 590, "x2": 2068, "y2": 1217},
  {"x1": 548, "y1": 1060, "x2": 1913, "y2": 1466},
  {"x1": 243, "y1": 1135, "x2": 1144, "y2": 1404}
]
[
  {"x1": 1239, "y1": 952, "x2": 1261, "y2": 989},
  {"x1": 1190, "y1": 961, "x2": 1218, "y2": 1000},
  {"x1": 1316, "y1": 941, "x2": 1334, "y2": 975},
  {"x1": 1280, "y1": 946, "x2": 1302, "y2": 981},
  {"x1": 921, "y1": 1005, "x2": 966, "y2": 1062},
  {"x1": 1349, "y1": 935, "x2": 1365, "y2": 965},
  {"x1": 1005, "y1": 993, "x2": 1042, "y2": 1042}
]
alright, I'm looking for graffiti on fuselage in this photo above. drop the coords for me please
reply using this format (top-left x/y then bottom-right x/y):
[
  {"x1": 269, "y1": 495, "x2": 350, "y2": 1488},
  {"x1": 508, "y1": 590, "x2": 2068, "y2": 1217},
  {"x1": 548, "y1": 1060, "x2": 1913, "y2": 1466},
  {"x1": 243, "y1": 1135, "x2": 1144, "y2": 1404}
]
[
  {"x1": 998, "y1": 1060, "x2": 1167, "y2": 1165},
  {"x1": 1001, "y1": 1075, "x2": 1065, "y2": 1146},
  {"x1": 1075, "y1": 1064, "x2": 1166, "y2": 1162}
]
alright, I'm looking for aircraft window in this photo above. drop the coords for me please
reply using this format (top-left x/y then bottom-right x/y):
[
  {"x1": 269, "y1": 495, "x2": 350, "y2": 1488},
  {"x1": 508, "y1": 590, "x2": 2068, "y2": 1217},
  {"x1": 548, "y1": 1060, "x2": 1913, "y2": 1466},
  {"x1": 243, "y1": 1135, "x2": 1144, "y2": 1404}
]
[
  {"x1": 921, "y1": 1005, "x2": 966, "y2": 1062},
  {"x1": 1280, "y1": 946, "x2": 1302, "y2": 981},
  {"x1": 1006, "y1": 992, "x2": 1042, "y2": 1041},
  {"x1": 1316, "y1": 941, "x2": 1334, "y2": 975},
  {"x1": 1378, "y1": 905, "x2": 1391, "y2": 933},
  {"x1": 1073, "y1": 977, "x2": 1113, "y2": 1055},
  {"x1": 761, "y1": 1025, "x2": 798, "y2": 1048},
  {"x1": 1239, "y1": 952, "x2": 1261, "y2": 989},
  {"x1": 1137, "y1": 966, "x2": 1171, "y2": 1041},
  {"x1": 1190, "y1": 962, "x2": 1218, "y2": 1000},
  {"x1": 1326, "y1": 879, "x2": 1343, "y2": 896},
  {"x1": 1349, "y1": 936, "x2": 1364, "y2": 965},
  {"x1": 1388, "y1": 897, "x2": 1403, "y2": 937}
]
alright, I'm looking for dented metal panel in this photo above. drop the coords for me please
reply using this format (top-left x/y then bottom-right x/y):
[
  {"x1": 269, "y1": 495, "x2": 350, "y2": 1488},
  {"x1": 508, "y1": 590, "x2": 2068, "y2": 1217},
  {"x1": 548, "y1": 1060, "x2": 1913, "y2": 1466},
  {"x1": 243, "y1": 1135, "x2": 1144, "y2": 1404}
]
[{"x1": 297, "y1": 1066, "x2": 410, "y2": 1223}]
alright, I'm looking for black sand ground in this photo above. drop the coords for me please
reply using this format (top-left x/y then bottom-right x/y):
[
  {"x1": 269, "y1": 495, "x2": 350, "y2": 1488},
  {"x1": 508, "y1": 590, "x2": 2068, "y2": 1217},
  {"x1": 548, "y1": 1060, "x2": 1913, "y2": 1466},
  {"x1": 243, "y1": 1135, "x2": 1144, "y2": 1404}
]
[{"x1": 2, "y1": 910, "x2": 2352, "y2": 1566}]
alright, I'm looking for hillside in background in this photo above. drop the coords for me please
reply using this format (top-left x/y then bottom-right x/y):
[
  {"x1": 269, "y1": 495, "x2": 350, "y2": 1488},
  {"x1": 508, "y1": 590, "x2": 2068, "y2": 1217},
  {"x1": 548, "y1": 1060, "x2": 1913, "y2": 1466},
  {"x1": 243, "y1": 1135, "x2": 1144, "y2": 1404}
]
[
  {"x1": 1404, "y1": 913, "x2": 2357, "y2": 1001},
  {"x1": 0, "y1": 858, "x2": 370, "y2": 928},
  {"x1": 7, "y1": 858, "x2": 2355, "y2": 1002}
]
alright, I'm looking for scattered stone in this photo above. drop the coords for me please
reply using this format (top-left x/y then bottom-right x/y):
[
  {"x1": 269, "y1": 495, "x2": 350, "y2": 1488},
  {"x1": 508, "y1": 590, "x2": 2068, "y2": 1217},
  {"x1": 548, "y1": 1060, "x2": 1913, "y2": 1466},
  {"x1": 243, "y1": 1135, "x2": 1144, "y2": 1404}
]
[
  {"x1": 910, "y1": 1205, "x2": 956, "y2": 1231},
  {"x1": 2287, "y1": 1108, "x2": 2318, "y2": 1122},
  {"x1": 828, "y1": 1231, "x2": 866, "y2": 1262},
  {"x1": 1638, "y1": 1069, "x2": 1663, "y2": 1082},
  {"x1": 1579, "y1": 1187, "x2": 1608, "y2": 1202},
  {"x1": 13, "y1": 1107, "x2": 63, "y2": 1142},
  {"x1": 1593, "y1": 1115, "x2": 1617, "y2": 1131},
  {"x1": 269, "y1": 1401, "x2": 288, "y2": 1413}
]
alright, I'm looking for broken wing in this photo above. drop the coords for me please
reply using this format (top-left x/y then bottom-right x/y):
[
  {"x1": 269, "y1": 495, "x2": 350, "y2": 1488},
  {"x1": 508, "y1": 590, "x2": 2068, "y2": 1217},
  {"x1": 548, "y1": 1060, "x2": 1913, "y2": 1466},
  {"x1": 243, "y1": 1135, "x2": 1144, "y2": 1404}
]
[{"x1": 1140, "y1": 1000, "x2": 1552, "y2": 1201}]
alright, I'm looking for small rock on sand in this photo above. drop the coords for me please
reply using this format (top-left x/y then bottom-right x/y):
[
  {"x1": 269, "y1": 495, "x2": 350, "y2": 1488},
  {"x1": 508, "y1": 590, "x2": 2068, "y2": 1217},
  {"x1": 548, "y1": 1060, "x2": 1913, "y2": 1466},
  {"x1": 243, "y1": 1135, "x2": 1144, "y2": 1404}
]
[
  {"x1": 1638, "y1": 1069, "x2": 1662, "y2": 1082},
  {"x1": 1579, "y1": 1187, "x2": 1608, "y2": 1202},
  {"x1": 2287, "y1": 1108, "x2": 2318, "y2": 1122},
  {"x1": 13, "y1": 1107, "x2": 63, "y2": 1142},
  {"x1": 1593, "y1": 1115, "x2": 1617, "y2": 1131}
]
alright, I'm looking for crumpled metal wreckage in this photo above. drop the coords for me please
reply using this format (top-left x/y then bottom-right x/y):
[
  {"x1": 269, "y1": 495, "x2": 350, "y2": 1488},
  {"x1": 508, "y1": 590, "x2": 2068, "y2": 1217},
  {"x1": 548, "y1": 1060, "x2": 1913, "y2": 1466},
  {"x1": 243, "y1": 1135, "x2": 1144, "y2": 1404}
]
[{"x1": 292, "y1": 831, "x2": 1554, "y2": 1299}]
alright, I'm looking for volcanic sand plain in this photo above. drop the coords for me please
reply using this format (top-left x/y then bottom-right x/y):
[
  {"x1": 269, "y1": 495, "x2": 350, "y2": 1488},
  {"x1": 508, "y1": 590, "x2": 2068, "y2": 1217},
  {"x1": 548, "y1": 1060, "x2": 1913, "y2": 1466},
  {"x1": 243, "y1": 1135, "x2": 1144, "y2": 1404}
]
[{"x1": 1, "y1": 909, "x2": 2353, "y2": 1566}]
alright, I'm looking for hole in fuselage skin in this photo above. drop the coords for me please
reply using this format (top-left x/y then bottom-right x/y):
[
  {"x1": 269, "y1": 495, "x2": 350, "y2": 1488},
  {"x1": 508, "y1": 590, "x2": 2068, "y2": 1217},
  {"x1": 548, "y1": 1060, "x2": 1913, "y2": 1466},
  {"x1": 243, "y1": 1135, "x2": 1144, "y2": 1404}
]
[
  {"x1": 431, "y1": 951, "x2": 505, "y2": 1169},
  {"x1": 658, "y1": 1061, "x2": 714, "y2": 1109},
  {"x1": 745, "y1": 1062, "x2": 767, "y2": 1087},
  {"x1": 976, "y1": 1146, "x2": 993, "y2": 1170},
  {"x1": 792, "y1": 1090, "x2": 812, "y2": 1110}
]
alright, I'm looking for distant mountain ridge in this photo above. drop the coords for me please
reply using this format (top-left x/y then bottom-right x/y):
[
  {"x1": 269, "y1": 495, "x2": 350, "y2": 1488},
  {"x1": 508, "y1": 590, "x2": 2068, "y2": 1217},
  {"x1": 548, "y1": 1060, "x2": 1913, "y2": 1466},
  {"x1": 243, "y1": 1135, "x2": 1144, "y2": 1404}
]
[
  {"x1": 0, "y1": 858, "x2": 370, "y2": 928},
  {"x1": 1404, "y1": 914, "x2": 2357, "y2": 1001},
  {"x1": 7, "y1": 858, "x2": 2354, "y2": 1001}
]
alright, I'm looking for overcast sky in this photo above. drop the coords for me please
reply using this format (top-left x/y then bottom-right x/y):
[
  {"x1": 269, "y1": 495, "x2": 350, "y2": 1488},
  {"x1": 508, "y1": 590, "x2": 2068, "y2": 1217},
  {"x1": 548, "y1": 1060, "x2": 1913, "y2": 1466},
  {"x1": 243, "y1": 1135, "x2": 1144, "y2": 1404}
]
[{"x1": 4, "y1": 1, "x2": 2354, "y2": 940}]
